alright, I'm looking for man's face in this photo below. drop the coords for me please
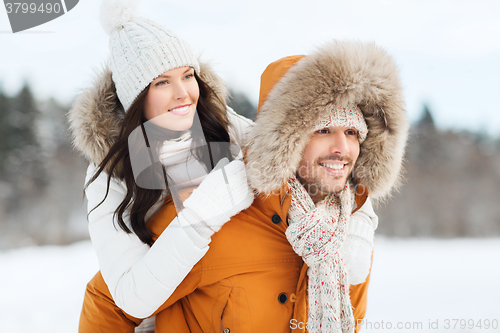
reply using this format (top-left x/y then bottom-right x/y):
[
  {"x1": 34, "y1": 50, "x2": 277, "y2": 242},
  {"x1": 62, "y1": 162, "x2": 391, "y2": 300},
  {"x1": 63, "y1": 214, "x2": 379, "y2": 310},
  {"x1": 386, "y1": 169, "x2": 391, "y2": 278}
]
[{"x1": 296, "y1": 126, "x2": 361, "y2": 203}]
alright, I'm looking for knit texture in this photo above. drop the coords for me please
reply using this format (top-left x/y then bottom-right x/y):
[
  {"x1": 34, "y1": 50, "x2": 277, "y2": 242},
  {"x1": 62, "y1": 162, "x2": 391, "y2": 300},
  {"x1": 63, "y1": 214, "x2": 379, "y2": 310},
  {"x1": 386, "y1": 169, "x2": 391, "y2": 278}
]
[
  {"x1": 178, "y1": 207, "x2": 213, "y2": 239},
  {"x1": 313, "y1": 106, "x2": 368, "y2": 143},
  {"x1": 182, "y1": 159, "x2": 254, "y2": 232},
  {"x1": 286, "y1": 175, "x2": 354, "y2": 333},
  {"x1": 338, "y1": 203, "x2": 376, "y2": 285},
  {"x1": 100, "y1": 0, "x2": 200, "y2": 111},
  {"x1": 108, "y1": 18, "x2": 200, "y2": 111}
]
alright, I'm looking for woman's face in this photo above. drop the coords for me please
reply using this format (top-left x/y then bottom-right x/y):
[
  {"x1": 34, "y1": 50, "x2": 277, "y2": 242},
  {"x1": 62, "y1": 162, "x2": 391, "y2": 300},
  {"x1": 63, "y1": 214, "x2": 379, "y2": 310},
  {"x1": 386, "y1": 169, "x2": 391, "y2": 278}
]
[{"x1": 144, "y1": 66, "x2": 200, "y2": 131}]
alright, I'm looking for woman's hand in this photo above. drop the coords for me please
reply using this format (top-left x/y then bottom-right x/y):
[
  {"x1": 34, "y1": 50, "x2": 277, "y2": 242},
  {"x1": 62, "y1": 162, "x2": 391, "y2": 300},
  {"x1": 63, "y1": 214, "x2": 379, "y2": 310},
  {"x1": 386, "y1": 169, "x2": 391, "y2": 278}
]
[
  {"x1": 339, "y1": 197, "x2": 378, "y2": 285},
  {"x1": 178, "y1": 158, "x2": 255, "y2": 237}
]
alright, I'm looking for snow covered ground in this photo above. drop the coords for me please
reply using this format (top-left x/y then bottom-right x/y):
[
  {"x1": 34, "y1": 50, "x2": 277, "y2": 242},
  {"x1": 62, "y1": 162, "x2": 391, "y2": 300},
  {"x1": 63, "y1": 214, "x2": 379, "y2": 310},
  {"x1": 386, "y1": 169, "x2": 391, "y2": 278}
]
[
  {"x1": 0, "y1": 241, "x2": 98, "y2": 333},
  {"x1": 0, "y1": 237, "x2": 499, "y2": 332},
  {"x1": 363, "y1": 237, "x2": 500, "y2": 333}
]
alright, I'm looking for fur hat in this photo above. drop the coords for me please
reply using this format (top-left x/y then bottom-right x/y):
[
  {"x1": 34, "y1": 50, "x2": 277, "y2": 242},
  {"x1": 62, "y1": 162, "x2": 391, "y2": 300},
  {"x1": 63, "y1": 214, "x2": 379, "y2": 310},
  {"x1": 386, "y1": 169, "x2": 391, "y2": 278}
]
[
  {"x1": 246, "y1": 41, "x2": 410, "y2": 201},
  {"x1": 100, "y1": 0, "x2": 200, "y2": 111}
]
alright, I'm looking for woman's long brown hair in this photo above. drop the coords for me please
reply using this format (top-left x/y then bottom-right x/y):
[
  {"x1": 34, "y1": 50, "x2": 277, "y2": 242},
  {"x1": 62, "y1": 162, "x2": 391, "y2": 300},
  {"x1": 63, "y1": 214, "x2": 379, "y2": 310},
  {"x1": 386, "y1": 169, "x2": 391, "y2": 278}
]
[{"x1": 85, "y1": 72, "x2": 232, "y2": 245}]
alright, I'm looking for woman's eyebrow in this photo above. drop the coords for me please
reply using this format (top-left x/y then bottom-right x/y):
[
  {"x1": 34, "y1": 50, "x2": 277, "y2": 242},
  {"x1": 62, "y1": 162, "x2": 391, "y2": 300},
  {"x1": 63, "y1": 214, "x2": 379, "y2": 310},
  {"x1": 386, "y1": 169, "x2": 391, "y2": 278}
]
[{"x1": 156, "y1": 68, "x2": 193, "y2": 79}]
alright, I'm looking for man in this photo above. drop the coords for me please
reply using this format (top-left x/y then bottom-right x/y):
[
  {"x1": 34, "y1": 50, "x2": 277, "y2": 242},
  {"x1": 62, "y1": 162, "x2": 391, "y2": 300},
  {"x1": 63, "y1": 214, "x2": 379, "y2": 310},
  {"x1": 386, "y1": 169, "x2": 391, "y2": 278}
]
[{"x1": 79, "y1": 41, "x2": 408, "y2": 333}]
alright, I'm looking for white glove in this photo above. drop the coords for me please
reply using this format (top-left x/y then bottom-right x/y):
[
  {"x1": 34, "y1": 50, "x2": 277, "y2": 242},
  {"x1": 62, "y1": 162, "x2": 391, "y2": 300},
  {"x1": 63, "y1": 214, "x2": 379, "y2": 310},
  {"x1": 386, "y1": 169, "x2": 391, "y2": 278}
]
[
  {"x1": 340, "y1": 196, "x2": 378, "y2": 285},
  {"x1": 178, "y1": 158, "x2": 254, "y2": 238}
]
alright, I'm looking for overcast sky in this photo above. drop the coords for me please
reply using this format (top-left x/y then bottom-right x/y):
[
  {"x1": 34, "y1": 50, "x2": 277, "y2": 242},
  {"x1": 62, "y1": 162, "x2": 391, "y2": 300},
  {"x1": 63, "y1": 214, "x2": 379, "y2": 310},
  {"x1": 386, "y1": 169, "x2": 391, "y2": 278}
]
[{"x1": 1, "y1": 0, "x2": 499, "y2": 136}]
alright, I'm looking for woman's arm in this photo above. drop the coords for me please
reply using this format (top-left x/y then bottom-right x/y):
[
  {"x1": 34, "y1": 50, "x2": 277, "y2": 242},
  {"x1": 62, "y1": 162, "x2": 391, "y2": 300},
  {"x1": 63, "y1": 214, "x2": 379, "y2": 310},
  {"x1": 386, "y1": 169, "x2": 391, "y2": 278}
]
[
  {"x1": 79, "y1": 196, "x2": 206, "y2": 333},
  {"x1": 226, "y1": 106, "x2": 254, "y2": 149},
  {"x1": 85, "y1": 158, "x2": 253, "y2": 318},
  {"x1": 79, "y1": 272, "x2": 142, "y2": 333},
  {"x1": 85, "y1": 163, "x2": 210, "y2": 318}
]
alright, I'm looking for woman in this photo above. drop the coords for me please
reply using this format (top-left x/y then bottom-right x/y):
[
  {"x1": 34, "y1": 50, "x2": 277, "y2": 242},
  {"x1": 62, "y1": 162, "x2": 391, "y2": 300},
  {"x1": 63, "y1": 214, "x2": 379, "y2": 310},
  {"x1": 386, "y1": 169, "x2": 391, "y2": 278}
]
[{"x1": 68, "y1": 0, "x2": 254, "y2": 320}]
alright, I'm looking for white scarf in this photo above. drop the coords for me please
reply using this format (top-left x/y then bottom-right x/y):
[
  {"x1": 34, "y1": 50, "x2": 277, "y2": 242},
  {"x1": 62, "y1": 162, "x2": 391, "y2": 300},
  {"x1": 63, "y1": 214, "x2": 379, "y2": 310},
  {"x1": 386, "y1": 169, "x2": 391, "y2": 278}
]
[
  {"x1": 159, "y1": 132, "x2": 208, "y2": 187},
  {"x1": 286, "y1": 175, "x2": 355, "y2": 333}
]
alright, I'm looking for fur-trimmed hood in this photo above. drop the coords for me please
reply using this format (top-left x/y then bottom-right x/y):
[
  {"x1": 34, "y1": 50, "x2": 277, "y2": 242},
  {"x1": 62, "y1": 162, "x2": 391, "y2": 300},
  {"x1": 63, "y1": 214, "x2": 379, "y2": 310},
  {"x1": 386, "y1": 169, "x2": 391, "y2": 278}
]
[
  {"x1": 67, "y1": 61, "x2": 228, "y2": 174},
  {"x1": 246, "y1": 41, "x2": 409, "y2": 200}
]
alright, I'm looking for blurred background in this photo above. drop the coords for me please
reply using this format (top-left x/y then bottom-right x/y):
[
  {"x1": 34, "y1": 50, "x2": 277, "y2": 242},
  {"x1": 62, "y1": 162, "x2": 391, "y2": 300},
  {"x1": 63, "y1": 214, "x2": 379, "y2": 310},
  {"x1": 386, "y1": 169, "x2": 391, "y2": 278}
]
[{"x1": 1, "y1": 0, "x2": 499, "y2": 332}]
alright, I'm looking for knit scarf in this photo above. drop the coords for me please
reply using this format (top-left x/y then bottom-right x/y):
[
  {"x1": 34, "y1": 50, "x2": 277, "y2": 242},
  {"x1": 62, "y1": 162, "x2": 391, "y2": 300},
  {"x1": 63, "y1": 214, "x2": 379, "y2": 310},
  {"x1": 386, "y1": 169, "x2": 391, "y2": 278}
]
[
  {"x1": 159, "y1": 131, "x2": 209, "y2": 187},
  {"x1": 286, "y1": 175, "x2": 355, "y2": 333}
]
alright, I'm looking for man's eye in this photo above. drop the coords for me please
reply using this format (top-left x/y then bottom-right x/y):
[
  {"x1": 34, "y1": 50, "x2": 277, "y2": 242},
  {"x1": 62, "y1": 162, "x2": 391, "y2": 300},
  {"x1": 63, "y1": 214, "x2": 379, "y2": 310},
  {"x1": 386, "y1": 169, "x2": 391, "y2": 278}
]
[
  {"x1": 316, "y1": 129, "x2": 329, "y2": 134},
  {"x1": 346, "y1": 129, "x2": 358, "y2": 136}
]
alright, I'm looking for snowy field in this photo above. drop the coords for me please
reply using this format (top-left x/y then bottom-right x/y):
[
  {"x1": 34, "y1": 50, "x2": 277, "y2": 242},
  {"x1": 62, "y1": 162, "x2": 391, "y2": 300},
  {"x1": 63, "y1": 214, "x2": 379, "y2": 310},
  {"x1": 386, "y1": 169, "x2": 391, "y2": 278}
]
[
  {"x1": 363, "y1": 237, "x2": 500, "y2": 333},
  {"x1": 0, "y1": 237, "x2": 499, "y2": 333}
]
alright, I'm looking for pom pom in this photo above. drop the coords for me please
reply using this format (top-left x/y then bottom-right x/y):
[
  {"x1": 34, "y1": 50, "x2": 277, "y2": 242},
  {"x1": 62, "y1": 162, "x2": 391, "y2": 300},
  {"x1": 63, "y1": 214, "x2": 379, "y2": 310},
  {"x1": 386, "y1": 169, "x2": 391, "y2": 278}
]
[{"x1": 99, "y1": 0, "x2": 141, "y2": 35}]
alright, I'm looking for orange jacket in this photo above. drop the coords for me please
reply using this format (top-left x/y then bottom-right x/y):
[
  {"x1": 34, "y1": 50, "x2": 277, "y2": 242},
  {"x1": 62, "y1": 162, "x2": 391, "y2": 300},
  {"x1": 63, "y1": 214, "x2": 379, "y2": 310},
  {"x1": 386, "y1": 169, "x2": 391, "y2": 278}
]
[
  {"x1": 79, "y1": 187, "x2": 370, "y2": 333},
  {"x1": 80, "y1": 52, "x2": 374, "y2": 333}
]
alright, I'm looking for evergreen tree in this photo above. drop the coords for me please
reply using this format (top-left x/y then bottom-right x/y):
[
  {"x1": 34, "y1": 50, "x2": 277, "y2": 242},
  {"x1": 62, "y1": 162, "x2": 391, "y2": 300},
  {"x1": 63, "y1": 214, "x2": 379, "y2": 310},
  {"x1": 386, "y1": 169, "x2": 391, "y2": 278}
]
[
  {"x1": 7, "y1": 83, "x2": 46, "y2": 189},
  {"x1": 9, "y1": 83, "x2": 39, "y2": 152},
  {"x1": 227, "y1": 89, "x2": 257, "y2": 120},
  {"x1": 417, "y1": 103, "x2": 436, "y2": 133},
  {"x1": 0, "y1": 89, "x2": 10, "y2": 177}
]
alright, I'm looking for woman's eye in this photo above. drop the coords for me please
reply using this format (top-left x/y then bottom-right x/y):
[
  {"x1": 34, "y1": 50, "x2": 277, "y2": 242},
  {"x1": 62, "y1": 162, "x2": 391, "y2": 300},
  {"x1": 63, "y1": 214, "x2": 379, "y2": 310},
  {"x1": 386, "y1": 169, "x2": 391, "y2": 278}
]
[
  {"x1": 155, "y1": 80, "x2": 167, "y2": 86},
  {"x1": 184, "y1": 73, "x2": 194, "y2": 80},
  {"x1": 316, "y1": 129, "x2": 329, "y2": 134}
]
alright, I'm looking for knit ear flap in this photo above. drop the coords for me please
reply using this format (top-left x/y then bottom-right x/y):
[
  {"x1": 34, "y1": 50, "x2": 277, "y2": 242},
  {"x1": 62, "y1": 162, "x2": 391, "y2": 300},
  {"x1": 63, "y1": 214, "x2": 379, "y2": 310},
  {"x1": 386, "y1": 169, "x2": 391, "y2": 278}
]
[{"x1": 100, "y1": 0, "x2": 142, "y2": 35}]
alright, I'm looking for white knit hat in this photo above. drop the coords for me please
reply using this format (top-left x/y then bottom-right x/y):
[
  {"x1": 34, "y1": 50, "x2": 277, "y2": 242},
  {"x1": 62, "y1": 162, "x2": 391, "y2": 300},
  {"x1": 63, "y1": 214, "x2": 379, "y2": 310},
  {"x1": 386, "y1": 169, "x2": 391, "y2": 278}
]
[{"x1": 100, "y1": 0, "x2": 200, "y2": 111}]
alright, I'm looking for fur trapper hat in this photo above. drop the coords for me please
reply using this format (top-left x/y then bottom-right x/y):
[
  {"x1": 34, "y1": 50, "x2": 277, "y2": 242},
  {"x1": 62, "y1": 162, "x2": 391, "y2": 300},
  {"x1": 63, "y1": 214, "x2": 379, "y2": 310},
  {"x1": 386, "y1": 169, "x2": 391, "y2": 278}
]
[{"x1": 246, "y1": 41, "x2": 409, "y2": 200}]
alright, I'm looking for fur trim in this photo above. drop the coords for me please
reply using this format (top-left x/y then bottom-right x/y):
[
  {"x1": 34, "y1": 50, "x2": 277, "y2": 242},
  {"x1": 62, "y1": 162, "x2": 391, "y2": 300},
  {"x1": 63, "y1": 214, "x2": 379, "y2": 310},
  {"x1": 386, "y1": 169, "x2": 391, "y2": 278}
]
[
  {"x1": 246, "y1": 41, "x2": 409, "y2": 200},
  {"x1": 67, "y1": 61, "x2": 228, "y2": 175}
]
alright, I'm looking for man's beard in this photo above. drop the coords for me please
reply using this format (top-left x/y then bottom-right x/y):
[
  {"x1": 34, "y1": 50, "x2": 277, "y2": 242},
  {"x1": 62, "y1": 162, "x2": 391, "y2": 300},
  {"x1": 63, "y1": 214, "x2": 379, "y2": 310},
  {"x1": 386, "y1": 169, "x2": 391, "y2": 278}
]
[
  {"x1": 297, "y1": 173, "x2": 349, "y2": 196},
  {"x1": 296, "y1": 155, "x2": 354, "y2": 203}
]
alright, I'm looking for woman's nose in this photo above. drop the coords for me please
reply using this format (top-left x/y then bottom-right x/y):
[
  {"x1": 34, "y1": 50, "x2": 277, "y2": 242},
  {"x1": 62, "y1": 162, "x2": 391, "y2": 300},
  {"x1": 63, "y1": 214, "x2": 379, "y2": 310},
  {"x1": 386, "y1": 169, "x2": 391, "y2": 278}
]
[{"x1": 173, "y1": 82, "x2": 189, "y2": 100}]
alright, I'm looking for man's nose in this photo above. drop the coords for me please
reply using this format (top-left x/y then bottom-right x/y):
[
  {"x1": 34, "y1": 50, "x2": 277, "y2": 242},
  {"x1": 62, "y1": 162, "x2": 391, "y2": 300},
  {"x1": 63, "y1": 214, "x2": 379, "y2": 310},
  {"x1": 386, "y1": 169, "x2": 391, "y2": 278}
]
[{"x1": 329, "y1": 131, "x2": 349, "y2": 154}]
